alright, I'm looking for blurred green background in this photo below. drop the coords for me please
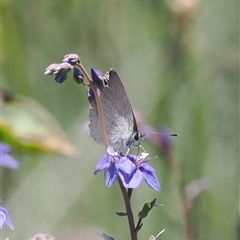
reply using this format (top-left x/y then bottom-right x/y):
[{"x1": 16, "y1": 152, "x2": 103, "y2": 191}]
[{"x1": 1, "y1": 0, "x2": 239, "y2": 239}]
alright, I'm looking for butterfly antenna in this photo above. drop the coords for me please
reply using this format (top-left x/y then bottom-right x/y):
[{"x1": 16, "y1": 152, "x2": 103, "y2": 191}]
[{"x1": 150, "y1": 131, "x2": 178, "y2": 137}]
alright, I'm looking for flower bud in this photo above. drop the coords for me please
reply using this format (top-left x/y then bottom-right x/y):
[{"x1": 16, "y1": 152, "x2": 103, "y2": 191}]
[
  {"x1": 63, "y1": 54, "x2": 80, "y2": 65},
  {"x1": 55, "y1": 62, "x2": 73, "y2": 73},
  {"x1": 55, "y1": 73, "x2": 68, "y2": 83},
  {"x1": 91, "y1": 67, "x2": 109, "y2": 89},
  {"x1": 44, "y1": 63, "x2": 61, "y2": 75},
  {"x1": 73, "y1": 67, "x2": 84, "y2": 84}
]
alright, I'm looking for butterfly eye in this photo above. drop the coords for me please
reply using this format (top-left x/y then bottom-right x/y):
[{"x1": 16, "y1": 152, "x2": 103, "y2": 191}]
[{"x1": 134, "y1": 133, "x2": 140, "y2": 141}]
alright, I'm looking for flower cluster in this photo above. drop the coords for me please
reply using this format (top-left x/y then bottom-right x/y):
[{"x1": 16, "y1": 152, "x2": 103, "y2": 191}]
[
  {"x1": 44, "y1": 54, "x2": 84, "y2": 84},
  {"x1": 94, "y1": 146, "x2": 160, "y2": 191}
]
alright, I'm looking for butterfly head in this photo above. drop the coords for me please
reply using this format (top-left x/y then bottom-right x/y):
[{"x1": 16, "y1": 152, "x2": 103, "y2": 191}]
[{"x1": 125, "y1": 132, "x2": 145, "y2": 148}]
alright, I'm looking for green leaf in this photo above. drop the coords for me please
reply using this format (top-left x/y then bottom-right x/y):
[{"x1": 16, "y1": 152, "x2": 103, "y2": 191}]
[
  {"x1": 100, "y1": 233, "x2": 115, "y2": 240},
  {"x1": 150, "y1": 198, "x2": 157, "y2": 207},
  {"x1": 116, "y1": 212, "x2": 128, "y2": 216},
  {"x1": 1, "y1": 93, "x2": 75, "y2": 156},
  {"x1": 135, "y1": 223, "x2": 143, "y2": 233},
  {"x1": 138, "y1": 198, "x2": 157, "y2": 219}
]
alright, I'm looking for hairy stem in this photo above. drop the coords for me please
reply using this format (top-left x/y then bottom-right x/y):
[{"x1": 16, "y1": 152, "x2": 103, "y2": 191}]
[
  {"x1": 118, "y1": 178, "x2": 137, "y2": 240},
  {"x1": 78, "y1": 63, "x2": 109, "y2": 148},
  {"x1": 79, "y1": 62, "x2": 136, "y2": 239}
]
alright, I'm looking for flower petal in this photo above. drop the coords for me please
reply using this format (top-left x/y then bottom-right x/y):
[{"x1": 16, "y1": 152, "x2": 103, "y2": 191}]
[
  {"x1": 93, "y1": 155, "x2": 110, "y2": 175},
  {"x1": 107, "y1": 146, "x2": 115, "y2": 155},
  {"x1": 0, "y1": 207, "x2": 14, "y2": 230},
  {"x1": 0, "y1": 211, "x2": 6, "y2": 230},
  {"x1": 118, "y1": 157, "x2": 135, "y2": 174},
  {"x1": 118, "y1": 157, "x2": 136, "y2": 183},
  {"x1": 104, "y1": 163, "x2": 118, "y2": 187},
  {"x1": 0, "y1": 154, "x2": 20, "y2": 169},
  {"x1": 4, "y1": 213, "x2": 14, "y2": 230},
  {"x1": 120, "y1": 169, "x2": 143, "y2": 189},
  {"x1": 0, "y1": 143, "x2": 11, "y2": 153},
  {"x1": 0, "y1": 143, "x2": 19, "y2": 169},
  {"x1": 141, "y1": 164, "x2": 161, "y2": 191}
]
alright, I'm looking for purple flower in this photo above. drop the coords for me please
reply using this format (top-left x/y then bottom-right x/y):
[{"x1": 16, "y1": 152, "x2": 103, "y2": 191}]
[
  {"x1": 94, "y1": 146, "x2": 135, "y2": 187},
  {"x1": 120, "y1": 153, "x2": 161, "y2": 191},
  {"x1": 94, "y1": 147, "x2": 160, "y2": 191},
  {"x1": 0, "y1": 196, "x2": 14, "y2": 231},
  {"x1": 0, "y1": 143, "x2": 19, "y2": 169}
]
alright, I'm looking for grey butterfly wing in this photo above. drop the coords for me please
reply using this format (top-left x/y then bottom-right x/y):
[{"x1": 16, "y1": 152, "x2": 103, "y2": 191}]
[
  {"x1": 89, "y1": 105, "x2": 103, "y2": 144},
  {"x1": 89, "y1": 69, "x2": 137, "y2": 147}
]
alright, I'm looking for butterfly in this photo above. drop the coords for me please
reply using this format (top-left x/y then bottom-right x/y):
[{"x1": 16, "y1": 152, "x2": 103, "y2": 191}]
[{"x1": 88, "y1": 68, "x2": 144, "y2": 149}]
